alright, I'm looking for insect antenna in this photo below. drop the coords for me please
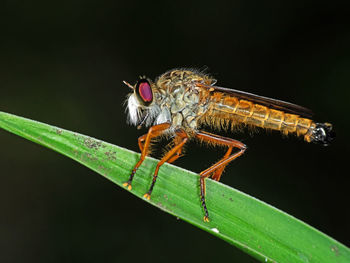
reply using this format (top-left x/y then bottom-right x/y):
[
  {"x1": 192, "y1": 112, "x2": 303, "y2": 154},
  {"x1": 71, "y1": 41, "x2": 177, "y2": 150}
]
[{"x1": 123, "y1": 80, "x2": 135, "y2": 90}]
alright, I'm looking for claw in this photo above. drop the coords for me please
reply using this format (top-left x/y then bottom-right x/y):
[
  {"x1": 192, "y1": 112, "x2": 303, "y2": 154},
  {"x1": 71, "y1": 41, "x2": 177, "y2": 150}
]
[
  {"x1": 123, "y1": 182, "x2": 132, "y2": 190},
  {"x1": 143, "y1": 193, "x2": 151, "y2": 200}
]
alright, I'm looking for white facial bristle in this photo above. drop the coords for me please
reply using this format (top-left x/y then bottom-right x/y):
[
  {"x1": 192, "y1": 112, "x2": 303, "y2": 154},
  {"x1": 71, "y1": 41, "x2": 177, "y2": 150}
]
[{"x1": 126, "y1": 94, "x2": 141, "y2": 126}]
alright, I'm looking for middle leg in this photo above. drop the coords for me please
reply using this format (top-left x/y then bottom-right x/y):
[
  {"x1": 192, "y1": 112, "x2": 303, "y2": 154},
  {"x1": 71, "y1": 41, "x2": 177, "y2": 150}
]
[{"x1": 144, "y1": 129, "x2": 188, "y2": 199}]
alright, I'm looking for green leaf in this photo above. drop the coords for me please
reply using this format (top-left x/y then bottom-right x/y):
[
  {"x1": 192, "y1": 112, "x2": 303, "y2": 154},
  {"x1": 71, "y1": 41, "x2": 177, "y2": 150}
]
[{"x1": 0, "y1": 111, "x2": 349, "y2": 263}]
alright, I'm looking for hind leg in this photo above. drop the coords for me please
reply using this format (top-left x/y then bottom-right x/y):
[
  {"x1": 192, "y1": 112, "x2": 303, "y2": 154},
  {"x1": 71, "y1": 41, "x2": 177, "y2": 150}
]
[{"x1": 196, "y1": 131, "x2": 247, "y2": 222}]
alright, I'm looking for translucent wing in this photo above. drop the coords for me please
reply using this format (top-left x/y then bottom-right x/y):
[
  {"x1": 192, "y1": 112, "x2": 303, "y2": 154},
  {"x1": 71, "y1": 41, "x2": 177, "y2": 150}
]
[{"x1": 197, "y1": 84, "x2": 314, "y2": 118}]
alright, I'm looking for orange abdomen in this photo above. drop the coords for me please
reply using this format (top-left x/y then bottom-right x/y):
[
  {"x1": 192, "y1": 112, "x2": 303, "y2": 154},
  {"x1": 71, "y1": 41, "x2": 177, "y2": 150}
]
[{"x1": 204, "y1": 92, "x2": 316, "y2": 141}]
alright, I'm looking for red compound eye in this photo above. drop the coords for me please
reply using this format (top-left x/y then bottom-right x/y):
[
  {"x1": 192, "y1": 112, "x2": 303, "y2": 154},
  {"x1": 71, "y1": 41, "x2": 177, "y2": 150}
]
[{"x1": 136, "y1": 79, "x2": 153, "y2": 104}]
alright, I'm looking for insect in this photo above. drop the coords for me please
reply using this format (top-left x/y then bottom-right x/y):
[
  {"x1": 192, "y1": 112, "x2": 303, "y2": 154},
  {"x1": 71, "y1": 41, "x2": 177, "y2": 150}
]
[{"x1": 123, "y1": 68, "x2": 334, "y2": 222}]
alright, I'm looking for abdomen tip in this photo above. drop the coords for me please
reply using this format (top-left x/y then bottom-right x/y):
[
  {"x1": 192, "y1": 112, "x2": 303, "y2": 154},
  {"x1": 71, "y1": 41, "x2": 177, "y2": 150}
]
[{"x1": 311, "y1": 123, "x2": 335, "y2": 146}]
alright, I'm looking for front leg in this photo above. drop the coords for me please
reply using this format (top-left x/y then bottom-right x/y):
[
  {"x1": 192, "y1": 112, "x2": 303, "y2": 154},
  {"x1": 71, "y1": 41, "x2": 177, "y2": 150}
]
[{"x1": 123, "y1": 123, "x2": 171, "y2": 190}]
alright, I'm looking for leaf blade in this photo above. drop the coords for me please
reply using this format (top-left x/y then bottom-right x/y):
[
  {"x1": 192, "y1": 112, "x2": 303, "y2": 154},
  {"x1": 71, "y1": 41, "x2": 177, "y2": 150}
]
[{"x1": 1, "y1": 111, "x2": 349, "y2": 263}]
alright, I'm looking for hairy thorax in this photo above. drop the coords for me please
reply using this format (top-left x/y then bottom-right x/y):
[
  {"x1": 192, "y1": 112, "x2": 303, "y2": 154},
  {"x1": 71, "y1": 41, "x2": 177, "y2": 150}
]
[{"x1": 153, "y1": 69, "x2": 215, "y2": 134}]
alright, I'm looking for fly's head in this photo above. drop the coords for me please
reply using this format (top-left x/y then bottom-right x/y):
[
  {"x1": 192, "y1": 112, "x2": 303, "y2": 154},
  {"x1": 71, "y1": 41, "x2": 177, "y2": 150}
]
[{"x1": 124, "y1": 77, "x2": 160, "y2": 129}]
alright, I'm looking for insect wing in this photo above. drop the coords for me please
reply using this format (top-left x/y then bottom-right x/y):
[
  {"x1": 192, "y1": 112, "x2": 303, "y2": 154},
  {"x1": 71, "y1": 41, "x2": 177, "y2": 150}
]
[{"x1": 197, "y1": 83, "x2": 313, "y2": 118}]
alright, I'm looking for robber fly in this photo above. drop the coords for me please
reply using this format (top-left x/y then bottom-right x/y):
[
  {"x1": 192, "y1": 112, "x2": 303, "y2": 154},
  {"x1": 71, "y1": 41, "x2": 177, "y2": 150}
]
[{"x1": 123, "y1": 68, "x2": 334, "y2": 222}]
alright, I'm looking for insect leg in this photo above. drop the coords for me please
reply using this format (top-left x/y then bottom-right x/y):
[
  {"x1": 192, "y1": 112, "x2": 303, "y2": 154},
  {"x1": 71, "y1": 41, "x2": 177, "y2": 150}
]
[
  {"x1": 195, "y1": 131, "x2": 247, "y2": 222},
  {"x1": 123, "y1": 123, "x2": 171, "y2": 190},
  {"x1": 211, "y1": 146, "x2": 232, "y2": 182},
  {"x1": 166, "y1": 135, "x2": 186, "y2": 164},
  {"x1": 144, "y1": 129, "x2": 188, "y2": 199},
  {"x1": 137, "y1": 133, "x2": 183, "y2": 164}
]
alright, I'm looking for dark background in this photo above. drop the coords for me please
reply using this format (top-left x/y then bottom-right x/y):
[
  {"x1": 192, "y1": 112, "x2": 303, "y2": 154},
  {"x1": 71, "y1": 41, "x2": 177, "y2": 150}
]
[{"x1": 1, "y1": 1, "x2": 349, "y2": 262}]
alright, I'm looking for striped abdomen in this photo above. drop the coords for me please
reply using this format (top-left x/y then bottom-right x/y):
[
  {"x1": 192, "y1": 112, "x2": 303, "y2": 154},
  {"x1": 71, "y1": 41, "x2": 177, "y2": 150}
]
[{"x1": 202, "y1": 93, "x2": 334, "y2": 145}]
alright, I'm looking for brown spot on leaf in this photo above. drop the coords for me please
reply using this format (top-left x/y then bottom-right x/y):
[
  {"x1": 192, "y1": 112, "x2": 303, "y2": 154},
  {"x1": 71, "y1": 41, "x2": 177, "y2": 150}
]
[
  {"x1": 84, "y1": 137, "x2": 102, "y2": 150},
  {"x1": 331, "y1": 245, "x2": 339, "y2": 256},
  {"x1": 104, "y1": 150, "x2": 117, "y2": 161}
]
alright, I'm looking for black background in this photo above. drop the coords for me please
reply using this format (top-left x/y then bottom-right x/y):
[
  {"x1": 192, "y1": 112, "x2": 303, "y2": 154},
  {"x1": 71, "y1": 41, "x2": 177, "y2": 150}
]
[{"x1": 1, "y1": 1, "x2": 349, "y2": 262}]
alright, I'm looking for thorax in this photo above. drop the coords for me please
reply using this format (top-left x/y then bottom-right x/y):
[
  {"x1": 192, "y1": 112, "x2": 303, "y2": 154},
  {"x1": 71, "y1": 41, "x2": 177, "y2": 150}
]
[{"x1": 153, "y1": 69, "x2": 214, "y2": 133}]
